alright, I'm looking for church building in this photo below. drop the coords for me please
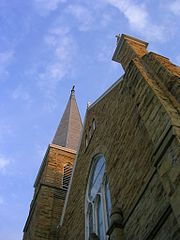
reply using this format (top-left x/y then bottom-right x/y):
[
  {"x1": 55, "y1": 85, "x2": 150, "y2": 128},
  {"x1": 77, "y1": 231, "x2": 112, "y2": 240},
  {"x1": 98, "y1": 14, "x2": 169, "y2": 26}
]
[{"x1": 23, "y1": 34, "x2": 180, "y2": 240}]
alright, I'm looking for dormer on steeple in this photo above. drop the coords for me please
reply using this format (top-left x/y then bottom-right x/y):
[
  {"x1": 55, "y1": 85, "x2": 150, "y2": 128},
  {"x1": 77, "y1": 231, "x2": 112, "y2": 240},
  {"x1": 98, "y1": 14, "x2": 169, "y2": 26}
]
[{"x1": 52, "y1": 86, "x2": 83, "y2": 151}]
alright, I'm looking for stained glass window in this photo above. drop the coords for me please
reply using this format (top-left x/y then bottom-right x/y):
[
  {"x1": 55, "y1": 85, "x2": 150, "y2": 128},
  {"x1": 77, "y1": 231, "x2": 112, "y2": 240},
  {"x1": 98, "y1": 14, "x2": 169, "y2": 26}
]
[
  {"x1": 88, "y1": 204, "x2": 93, "y2": 236},
  {"x1": 85, "y1": 154, "x2": 111, "y2": 240}
]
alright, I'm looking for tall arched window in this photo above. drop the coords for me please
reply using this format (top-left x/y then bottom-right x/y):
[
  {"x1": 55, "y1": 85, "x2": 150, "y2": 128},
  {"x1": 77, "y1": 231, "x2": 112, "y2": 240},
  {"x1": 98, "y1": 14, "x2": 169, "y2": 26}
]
[{"x1": 85, "y1": 154, "x2": 111, "y2": 240}]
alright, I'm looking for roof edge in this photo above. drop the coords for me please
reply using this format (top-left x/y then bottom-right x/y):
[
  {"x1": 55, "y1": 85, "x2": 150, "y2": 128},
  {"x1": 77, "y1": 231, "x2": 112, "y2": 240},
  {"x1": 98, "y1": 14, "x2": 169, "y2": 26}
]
[{"x1": 88, "y1": 76, "x2": 124, "y2": 111}]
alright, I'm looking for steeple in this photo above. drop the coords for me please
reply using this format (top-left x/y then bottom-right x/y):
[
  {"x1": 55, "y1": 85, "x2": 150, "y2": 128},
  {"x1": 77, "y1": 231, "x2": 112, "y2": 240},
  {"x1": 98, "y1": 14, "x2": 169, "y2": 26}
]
[{"x1": 52, "y1": 86, "x2": 83, "y2": 151}]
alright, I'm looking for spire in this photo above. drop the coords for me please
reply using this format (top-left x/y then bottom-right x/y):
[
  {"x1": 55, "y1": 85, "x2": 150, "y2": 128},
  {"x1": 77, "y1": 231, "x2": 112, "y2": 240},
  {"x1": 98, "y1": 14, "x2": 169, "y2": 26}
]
[{"x1": 52, "y1": 86, "x2": 83, "y2": 151}]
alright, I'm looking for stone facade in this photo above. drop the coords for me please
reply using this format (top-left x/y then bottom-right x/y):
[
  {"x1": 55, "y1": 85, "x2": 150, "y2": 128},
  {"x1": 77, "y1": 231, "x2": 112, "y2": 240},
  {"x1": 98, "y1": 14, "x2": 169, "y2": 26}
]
[
  {"x1": 58, "y1": 35, "x2": 180, "y2": 239},
  {"x1": 23, "y1": 34, "x2": 180, "y2": 240}
]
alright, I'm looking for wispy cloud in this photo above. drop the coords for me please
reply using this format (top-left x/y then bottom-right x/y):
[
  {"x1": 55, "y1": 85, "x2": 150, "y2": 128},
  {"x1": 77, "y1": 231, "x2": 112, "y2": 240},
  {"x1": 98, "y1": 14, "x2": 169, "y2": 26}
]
[
  {"x1": 33, "y1": 0, "x2": 66, "y2": 16},
  {"x1": 106, "y1": 0, "x2": 166, "y2": 41},
  {"x1": 0, "y1": 155, "x2": 10, "y2": 173},
  {"x1": 0, "y1": 51, "x2": 14, "y2": 80},
  {"x1": 169, "y1": 0, "x2": 180, "y2": 16},
  {"x1": 97, "y1": 44, "x2": 112, "y2": 63},
  {"x1": 12, "y1": 84, "x2": 33, "y2": 108},
  {"x1": 37, "y1": 26, "x2": 77, "y2": 110},
  {"x1": 100, "y1": 13, "x2": 112, "y2": 28},
  {"x1": 67, "y1": 4, "x2": 94, "y2": 31}
]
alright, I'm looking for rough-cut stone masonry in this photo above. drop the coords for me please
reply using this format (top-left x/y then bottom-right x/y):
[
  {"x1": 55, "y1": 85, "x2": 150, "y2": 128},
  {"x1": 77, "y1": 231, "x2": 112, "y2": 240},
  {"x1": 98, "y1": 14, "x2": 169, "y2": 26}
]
[
  {"x1": 58, "y1": 35, "x2": 180, "y2": 240},
  {"x1": 23, "y1": 145, "x2": 76, "y2": 240},
  {"x1": 23, "y1": 34, "x2": 180, "y2": 240}
]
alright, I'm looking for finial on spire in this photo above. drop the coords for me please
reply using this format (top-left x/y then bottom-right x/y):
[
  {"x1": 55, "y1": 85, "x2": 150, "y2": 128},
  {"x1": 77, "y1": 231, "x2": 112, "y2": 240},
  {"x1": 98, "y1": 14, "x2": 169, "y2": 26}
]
[{"x1": 71, "y1": 85, "x2": 75, "y2": 95}]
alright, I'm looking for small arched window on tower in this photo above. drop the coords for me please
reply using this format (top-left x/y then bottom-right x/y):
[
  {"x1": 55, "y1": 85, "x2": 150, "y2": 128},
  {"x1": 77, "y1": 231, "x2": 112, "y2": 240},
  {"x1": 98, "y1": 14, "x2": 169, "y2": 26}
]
[
  {"x1": 92, "y1": 119, "x2": 96, "y2": 131},
  {"x1": 62, "y1": 163, "x2": 73, "y2": 190},
  {"x1": 85, "y1": 134, "x2": 88, "y2": 148},
  {"x1": 89, "y1": 126, "x2": 92, "y2": 139},
  {"x1": 85, "y1": 154, "x2": 111, "y2": 240}
]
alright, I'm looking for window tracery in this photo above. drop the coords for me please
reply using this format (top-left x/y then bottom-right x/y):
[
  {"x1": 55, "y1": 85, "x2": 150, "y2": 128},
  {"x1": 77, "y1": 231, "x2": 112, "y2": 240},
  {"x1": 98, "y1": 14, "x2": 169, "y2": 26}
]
[{"x1": 85, "y1": 154, "x2": 111, "y2": 240}]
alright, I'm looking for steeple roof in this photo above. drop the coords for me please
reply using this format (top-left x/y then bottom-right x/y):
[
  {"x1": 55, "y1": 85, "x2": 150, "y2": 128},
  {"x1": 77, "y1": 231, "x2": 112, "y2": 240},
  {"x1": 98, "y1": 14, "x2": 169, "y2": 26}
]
[{"x1": 52, "y1": 86, "x2": 83, "y2": 151}]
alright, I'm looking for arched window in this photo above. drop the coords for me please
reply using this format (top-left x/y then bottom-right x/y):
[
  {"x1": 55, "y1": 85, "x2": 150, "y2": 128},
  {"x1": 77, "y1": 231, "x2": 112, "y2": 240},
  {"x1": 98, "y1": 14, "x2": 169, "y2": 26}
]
[
  {"x1": 62, "y1": 163, "x2": 73, "y2": 190},
  {"x1": 92, "y1": 119, "x2": 96, "y2": 131},
  {"x1": 85, "y1": 134, "x2": 88, "y2": 148},
  {"x1": 89, "y1": 126, "x2": 92, "y2": 139},
  {"x1": 85, "y1": 154, "x2": 111, "y2": 240}
]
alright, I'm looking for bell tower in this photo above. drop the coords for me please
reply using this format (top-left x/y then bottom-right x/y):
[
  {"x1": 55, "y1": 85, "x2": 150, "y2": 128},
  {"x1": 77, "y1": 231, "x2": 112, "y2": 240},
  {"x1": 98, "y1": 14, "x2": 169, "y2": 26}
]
[{"x1": 23, "y1": 87, "x2": 82, "y2": 240}]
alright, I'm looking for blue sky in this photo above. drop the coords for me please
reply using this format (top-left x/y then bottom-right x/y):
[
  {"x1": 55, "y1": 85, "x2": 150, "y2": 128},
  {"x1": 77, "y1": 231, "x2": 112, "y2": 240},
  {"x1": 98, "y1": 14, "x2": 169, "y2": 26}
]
[{"x1": 0, "y1": 0, "x2": 179, "y2": 239}]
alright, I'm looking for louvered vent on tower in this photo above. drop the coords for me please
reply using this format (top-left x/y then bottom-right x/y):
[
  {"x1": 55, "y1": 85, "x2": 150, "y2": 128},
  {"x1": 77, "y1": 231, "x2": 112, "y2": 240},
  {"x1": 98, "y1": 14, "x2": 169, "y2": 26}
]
[{"x1": 62, "y1": 163, "x2": 73, "y2": 190}]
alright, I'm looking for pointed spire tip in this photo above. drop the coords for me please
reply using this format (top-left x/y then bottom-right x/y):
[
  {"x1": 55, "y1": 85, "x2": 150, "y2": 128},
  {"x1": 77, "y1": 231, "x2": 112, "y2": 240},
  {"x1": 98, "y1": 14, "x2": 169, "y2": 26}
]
[{"x1": 52, "y1": 84, "x2": 82, "y2": 150}]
